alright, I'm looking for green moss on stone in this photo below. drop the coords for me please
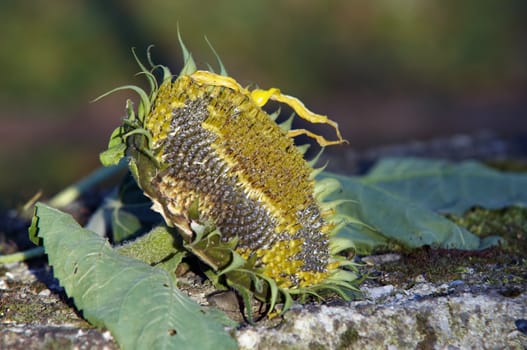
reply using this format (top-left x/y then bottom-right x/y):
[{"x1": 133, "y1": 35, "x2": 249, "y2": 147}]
[
  {"x1": 447, "y1": 206, "x2": 527, "y2": 255},
  {"x1": 338, "y1": 326, "x2": 359, "y2": 349},
  {"x1": 415, "y1": 312, "x2": 437, "y2": 350},
  {"x1": 43, "y1": 337, "x2": 74, "y2": 350}
]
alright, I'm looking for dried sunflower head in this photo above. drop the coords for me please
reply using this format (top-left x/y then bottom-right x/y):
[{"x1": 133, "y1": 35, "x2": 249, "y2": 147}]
[{"x1": 100, "y1": 38, "x2": 360, "y2": 314}]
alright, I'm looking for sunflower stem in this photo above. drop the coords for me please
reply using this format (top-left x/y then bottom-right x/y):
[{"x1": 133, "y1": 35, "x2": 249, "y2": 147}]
[
  {"x1": 0, "y1": 246, "x2": 44, "y2": 264},
  {"x1": 48, "y1": 161, "x2": 127, "y2": 208}
]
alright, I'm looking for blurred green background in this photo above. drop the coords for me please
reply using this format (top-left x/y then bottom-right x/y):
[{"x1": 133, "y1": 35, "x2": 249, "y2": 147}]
[{"x1": 1, "y1": 0, "x2": 526, "y2": 207}]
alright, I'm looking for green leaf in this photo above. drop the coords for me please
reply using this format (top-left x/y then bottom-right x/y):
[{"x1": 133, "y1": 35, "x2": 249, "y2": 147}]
[
  {"x1": 100, "y1": 126, "x2": 127, "y2": 167},
  {"x1": 111, "y1": 206, "x2": 142, "y2": 242},
  {"x1": 32, "y1": 203, "x2": 237, "y2": 350},
  {"x1": 88, "y1": 173, "x2": 162, "y2": 242},
  {"x1": 322, "y1": 157, "x2": 527, "y2": 254},
  {"x1": 327, "y1": 174, "x2": 501, "y2": 254},
  {"x1": 361, "y1": 157, "x2": 527, "y2": 214},
  {"x1": 186, "y1": 232, "x2": 235, "y2": 271},
  {"x1": 112, "y1": 174, "x2": 157, "y2": 241},
  {"x1": 100, "y1": 143, "x2": 127, "y2": 167}
]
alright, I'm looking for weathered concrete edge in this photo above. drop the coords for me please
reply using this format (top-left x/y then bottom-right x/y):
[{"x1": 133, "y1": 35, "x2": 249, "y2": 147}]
[{"x1": 236, "y1": 292, "x2": 527, "y2": 349}]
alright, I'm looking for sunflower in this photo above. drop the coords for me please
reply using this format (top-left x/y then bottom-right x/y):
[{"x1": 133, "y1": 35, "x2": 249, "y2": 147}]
[{"x1": 100, "y1": 36, "x2": 361, "y2": 316}]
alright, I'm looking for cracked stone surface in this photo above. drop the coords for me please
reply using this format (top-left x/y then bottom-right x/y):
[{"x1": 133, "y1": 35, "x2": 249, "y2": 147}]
[
  {"x1": 1, "y1": 257, "x2": 526, "y2": 350},
  {"x1": 0, "y1": 262, "x2": 119, "y2": 349},
  {"x1": 236, "y1": 286, "x2": 527, "y2": 349}
]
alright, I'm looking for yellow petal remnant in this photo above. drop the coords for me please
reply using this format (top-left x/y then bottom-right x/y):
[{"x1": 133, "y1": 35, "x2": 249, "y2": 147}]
[
  {"x1": 251, "y1": 88, "x2": 348, "y2": 146},
  {"x1": 190, "y1": 70, "x2": 348, "y2": 147}
]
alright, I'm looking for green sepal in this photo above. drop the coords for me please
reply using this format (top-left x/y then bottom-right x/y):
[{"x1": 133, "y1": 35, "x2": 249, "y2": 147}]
[
  {"x1": 205, "y1": 36, "x2": 228, "y2": 76},
  {"x1": 126, "y1": 136, "x2": 160, "y2": 195},
  {"x1": 250, "y1": 272, "x2": 279, "y2": 313},
  {"x1": 100, "y1": 143, "x2": 127, "y2": 167},
  {"x1": 226, "y1": 278, "x2": 255, "y2": 323},
  {"x1": 223, "y1": 268, "x2": 290, "y2": 319},
  {"x1": 127, "y1": 157, "x2": 140, "y2": 186},
  {"x1": 185, "y1": 230, "x2": 238, "y2": 271},
  {"x1": 314, "y1": 176, "x2": 342, "y2": 201},
  {"x1": 217, "y1": 250, "x2": 246, "y2": 276},
  {"x1": 100, "y1": 126, "x2": 127, "y2": 167},
  {"x1": 28, "y1": 210, "x2": 41, "y2": 245},
  {"x1": 177, "y1": 26, "x2": 197, "y2": 76},
  {"x1": 278, "y1": 112, "x2": 295, "y2": 132},
  {"x1": 155, "y1": 250, "x2": 186, "y2": 272},
  {"x1": 132, "y1": 47, "x2": 159, "y2": 98},
  {"x1": 296, "y1": 143, "x2": 310, "y2": 155}
]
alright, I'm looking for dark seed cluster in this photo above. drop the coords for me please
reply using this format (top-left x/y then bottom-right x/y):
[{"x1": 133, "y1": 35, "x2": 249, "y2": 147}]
[
  {"x1": 294, "y1": 204, "x2": 330, "y2": 273},
  {"x1": 151, "y1": 97, "x2": 280, "y2": 251}
]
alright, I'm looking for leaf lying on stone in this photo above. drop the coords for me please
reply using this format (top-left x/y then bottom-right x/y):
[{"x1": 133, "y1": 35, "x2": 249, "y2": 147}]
[
  {"x1": 360, "y1": 157, "x2": 527, "y2": 214},
  {"x1": 30, "y1": 203, "x2": 237, "y2": 350},
  {"x1": 325, "y1": 157, "x2": 527, "y2": 255}
]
